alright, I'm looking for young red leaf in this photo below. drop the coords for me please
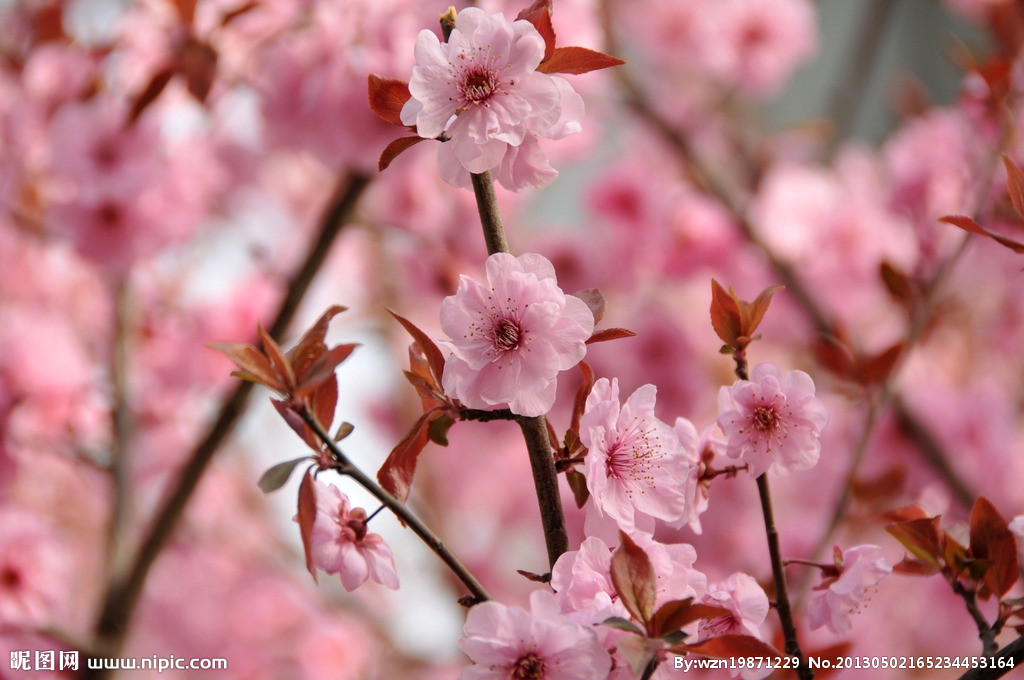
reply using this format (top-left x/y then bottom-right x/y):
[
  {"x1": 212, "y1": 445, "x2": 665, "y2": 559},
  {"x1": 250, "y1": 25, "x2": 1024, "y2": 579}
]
[
  {"x1": 129, "y1": 67, "x2": 175, "y2": 124},
  {"x1": 812, "y1": 334, "x2": 857, "y2": 382},
  {"x1": 610, "y1": 532, "x2": 657, "y2": 629},
  {"x1": 288, "y1": 305, "x2": 348, "y2": 378},
  {"x1": 180, "y1": 36, "x2": 218, "y2": 103},
  {"x1": 566, "y1": 469, "x2": 590, "y2": 509},
  {"x1": 573, "y1": 288, "x2": 607, "y2": 325},
  {"x1": 1003, "y1": 154, "x2": 1024, "y2": 218},
  {"x1": 207, "y1": 341, "x2": 286, "y2": 393},
  {"x1": 309, "y1": 374, "x2": 339, "y2": 434},
  {"x1": 377, "y1": 409, "x2": 442, "y2": 502},
  {"x1": 885, "y1": 515, "x2": 944, "y2": 568},
  {"x1": 379, "y1": 135, "x2": 426, "y2": 171},
  {"x1": 297, "y1": 470, "x2": 319, "y2": 583},
  {"x1": 710, "y1": 279, "x2": 743, "y2": 348},
  {"x1": 651, "y1": 599, "x2": 732, "y2": 638},
  {"x1": 170, "y1": 0, "x2": 199, "y2": 25},
  {"x1": 940, "y1": 215, "x2": 1024, "y2": 254},
  {"x1": 258, "y1": 456, "x2": 310, "y2": 494},
  {"x1": 258, "y1": 322, "x2": 295, "y2": 393},
  {"x1": 891, "y1": 556, "x2": 941, "y2": 576},
  {"x1": 743, "y1": 285, "x2": 784, "y2": 336},
  {"x1": 879, "y1": 260, "x2": 916, "y2": 306},
  {"x1": 295, "y1": 343, "x2": 360, "y2": 398},
  {"x1": 969, "y1": 496, "x2": 1020, "y2": 599},
  {"x1": 388, "y1": 309, "x2": 447, "y2": 385},
  {"x1": 537, "y1": 46, "x2": 625, "y2": 75},
  {"x1": 674, "y1": 634, "x2": 782, "y2": 660},
  {"x1": 368, "y1": 74, "x2": 412, "y2": 127},
  {"x1": 863, "y1": 341, "x2": 904, "y2": 386},
  {"x1": 271, "y1": 399, "x2": 320, "y2": 452},
  {"x1": 586, "y1": 327, "x2": 636, "y2": 344},
  {"x1": 515, "y1": 0, "x2": 556, "y2": 63}
]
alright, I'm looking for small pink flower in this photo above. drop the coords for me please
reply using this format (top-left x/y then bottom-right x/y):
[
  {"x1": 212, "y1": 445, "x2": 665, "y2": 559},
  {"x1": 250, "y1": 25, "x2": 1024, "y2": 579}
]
[
  {"x1": 459, "y1": 589, "x2": 612, "y2": 680},
  {"x1": 716, "y1": 363, "x2": 829, "y2": 477},
  {"x1": 307, "y1": 478, "x2": 399, "y2": 592},
  {"x1": 698, "y1": 572, "x2": 769, "y2": 640},
  {"x1": 0, "y1": 506, "x2": 71, "y2": 627},
  {"x1": 441, "y1": 252, "x2": 593, "y2": 417},
  {"x1": 807, "y1": 545, "x2": 891, "y2": 636},
  {"x1": 401, "y1": 7, "x2": 583, "y2": 187},
  {"x1": 581, "y1": 378, "x2": 693, "y2": 530}
]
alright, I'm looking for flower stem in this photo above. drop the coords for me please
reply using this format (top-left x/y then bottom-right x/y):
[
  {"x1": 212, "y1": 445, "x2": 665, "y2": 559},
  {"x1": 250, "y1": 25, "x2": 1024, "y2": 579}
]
[
  {"x1": 469, "y1": 169, "x2": 569, "y2": 570},
  {"x1": 757, "y1": 473, "x2": 812, "y2": 679},
  {"x1": 302, "y1": 413, "x2": 491, "y2": 603}
]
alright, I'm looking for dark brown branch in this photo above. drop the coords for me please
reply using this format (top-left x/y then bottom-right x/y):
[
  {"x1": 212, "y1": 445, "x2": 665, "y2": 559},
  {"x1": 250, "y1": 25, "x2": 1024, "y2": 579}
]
[
  {"x1": 87, "y1": 172, "x2": 371, "y2": 671},
  {"x1": 517, "y1": 415, "x2": 569, "y2": 569},
  {"x1": 957, "y1": 635, "x2": 1024, "y2": 680}
]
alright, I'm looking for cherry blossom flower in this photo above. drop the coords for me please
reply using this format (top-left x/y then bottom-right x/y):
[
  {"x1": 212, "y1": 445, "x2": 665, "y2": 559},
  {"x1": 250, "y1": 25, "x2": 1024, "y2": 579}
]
[
  {"x1": 698, "y1": 572, "x2": 769, "y2": 640},
  {"x1": 307, "y1": 478, "x2": 399, "y2": 592},
  {"x1": 580, "y1": 378, "x2": 694, "y2": 530},
  {"x1": 440, "y1": 252, "x2": 593, "y2": 417},
  {"x1": 401, "y1": 7, "x2": 583, "y2": 188},
  {"x1": 459, "y1": 589, "x2": 612, "y2": 680},
  {"x1": 0, "y1": 505, "x2": 71, "y2": 627},
  {"x1": 716, "y1": 363, "x2": 829, "y2": 477},
  {"x1": 808, "y1": 545, "x2": 892, "y2": 636}
]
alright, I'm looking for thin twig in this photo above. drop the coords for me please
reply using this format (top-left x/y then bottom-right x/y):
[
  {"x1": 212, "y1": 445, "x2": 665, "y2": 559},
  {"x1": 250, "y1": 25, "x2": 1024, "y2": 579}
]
[
  {"x1": 87, "y1": 172, "x2": 371, "y2": 672},
  {"x1": 107, "y1": 278, "x2": 134, "y2": 581},
  {"x1": 470, "y1": 170, "x2": 509, "y2": 255},
  {"x1": 957, "y1": 635, "x2": 1024, "y2": 680},
  {"x1": 951, "y1": 580, "x2": 999, "y2": 657},
  {"x1": 303, "y1": 413, "x2": 491, "y2": 603}
]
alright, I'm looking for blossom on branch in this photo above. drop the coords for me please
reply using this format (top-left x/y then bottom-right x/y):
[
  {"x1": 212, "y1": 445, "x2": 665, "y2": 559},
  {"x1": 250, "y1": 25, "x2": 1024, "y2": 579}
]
[
  {"x1": 401, "y1": 7, "x2": 583, "y2": 189},
  {"x1": 580, "y1": 378, "x2": 694, "y2": 531},
  {"x1": 441, "y1": 252, "x2": 593, "y2": 417},
  {"x1": 307, "y1": 478, "x2": 399, "y2": 592},
  {"x1": 698, "y1": 572, "x2": 769, "y2": 640},
  {"x1": 807, "y1": 545, "x2": 892, "y2": 636},
  {"x1": 459, "y1": 589, "x2": 612, "y2": 680},
  {"x1": 716, "y1": 363, "x2": 828, "y2": 477}
]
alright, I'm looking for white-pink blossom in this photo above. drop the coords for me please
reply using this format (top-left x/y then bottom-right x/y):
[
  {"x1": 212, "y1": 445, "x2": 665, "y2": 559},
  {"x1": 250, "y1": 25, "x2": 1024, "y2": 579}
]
[
  {"x1": 698, "y1": 572, "x2": 770, "y2": 640},
  {"x1": 581, "y1": 378, "x2": 694, "y2": 530},
  {"x1": 459, "y1": 589, "x2": 612, "y2": 680},
  {"x1": 307, "y1": 478, "x2": 399, "y2": 592},
  {"x1": 401, "y1": 7, "x2": 583, "y2": 188},
  {"x1": 441, "y1": 252, "x2": 593, "y2": 417},
  {"x1": 808, "y1": 545, "x2": 892, "y2": 636},
  {"x1": 716, "y1": 363, "x2": 829, "y2": 477}
]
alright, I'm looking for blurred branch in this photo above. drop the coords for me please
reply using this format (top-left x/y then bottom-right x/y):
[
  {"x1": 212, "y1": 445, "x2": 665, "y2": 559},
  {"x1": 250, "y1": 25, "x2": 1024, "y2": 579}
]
[
  {"x1": 87, "y1": 171, "x2": 371, "y2": 672},
  {"x1": 957, "y1": 635, "x2": 1024, "y2": 680},
  {"x1": 107, "y1": 278, "x2": 134, "y2": 582}
]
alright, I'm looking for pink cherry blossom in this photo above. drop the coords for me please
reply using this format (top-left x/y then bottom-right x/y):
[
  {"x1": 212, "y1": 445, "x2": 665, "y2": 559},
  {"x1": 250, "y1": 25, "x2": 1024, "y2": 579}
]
[
  {"x1": 808, "y1": 545, "x2": 892, "y2": 636},
  {"x1": 440, "y1": 252, "x2": 593, "y2": 417},
  {"x1": 401, "y1": 7, "x2": 583, "y2": 187},
  {"x1": 459, "y1": 589, "x2": 612, "y2": 680},
  {"x1": 580, "y1": 378, "x2": 694, "y2": 530},
  {"x1": 0, "y1": 505, "x2": 72, "y2": 628},
  {"x1": 307, "y1": 478, "x2": 399, "y2": 592},
  {"x1": 716, "y1": 363, "x2": 829, "y2": 477},
  {"x1": 698, "y1": 572, "x2": 769, "y2": 640}
]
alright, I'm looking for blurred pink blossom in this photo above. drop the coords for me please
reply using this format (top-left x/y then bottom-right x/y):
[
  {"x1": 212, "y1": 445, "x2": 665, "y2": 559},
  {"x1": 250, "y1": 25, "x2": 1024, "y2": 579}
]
[
  {"x1": 581, "y1": 378, "x2": 694, "y2": 531},
  {"x1": 441, "y1": 252, "x2": 593, "y2": 417},
  {"x1": 401, "y1": 7, "x2": 583, "y2": 187},
  {"x1": 717, "y1": 363, "x2": 829, "y2": 477},
  {"x1": 458, "y1": 589, "x2": 612, "y2": 680},
  {"x1": 308, "y1": 478, "x2": 399, "y2": 592},
  {"x1": 0, "y1": 505, "x2": 71, "y2": 628},
  {"x1": 807, "y1": 545, "x2": 892, "y2": 636}
]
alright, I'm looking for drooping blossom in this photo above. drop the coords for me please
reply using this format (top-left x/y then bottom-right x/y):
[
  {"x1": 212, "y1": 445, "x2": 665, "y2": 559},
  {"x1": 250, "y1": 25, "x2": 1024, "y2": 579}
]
[
  {"x1": 440, "y1": 252, "x2": 593, "y2": 417},
  {"x1": 459, "y1": 589, "x2": 612, "y2": 680},
  {"x1": 307, "y1": 478, "x2": 399, "y2": 592},
  {"x1": 580, "y1": 378, "x2": 693, "y2": 530},
  {"x1": 807, "y1": 545, "x2": 892, "y2": 636},
  {"x1": 698, "y1": 572, "x2": 770, "y2": 640},
  {"x1": 401, "y1": 7, "x2": 584, "y2": 189},
  {"x1": 716, "y1": 363, "x2": 829, "y2": 477}
]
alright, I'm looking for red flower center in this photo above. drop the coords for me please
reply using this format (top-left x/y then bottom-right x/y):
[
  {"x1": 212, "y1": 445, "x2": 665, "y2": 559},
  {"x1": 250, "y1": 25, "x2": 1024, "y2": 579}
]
[
  {"x1": 511, "y1": 651, "x2": 546, "y2": 680},
  {"x1": 752, "y1": 405, "x2": 779, "y2": 432},
  {"x1": 492, "y1": 318, "x2": 521, "y2": 351}
]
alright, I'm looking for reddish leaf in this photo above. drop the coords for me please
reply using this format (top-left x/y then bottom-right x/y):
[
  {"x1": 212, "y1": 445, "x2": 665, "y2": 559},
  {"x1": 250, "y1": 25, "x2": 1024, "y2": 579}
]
[
  {"x1": 220, "y1": 0, "x2": 259, "y2": 27},
  {"x1": 130, "y1": 67, "x2": 175, "y2": 124},
  {"x1": 288, "y1": 305, "x2": 348, "y2": 379},
  {"x1": 34, "y1": 3, "x2": 66, "y2": 43},
  {"x1": 886, "y1": 515, "x2": 944, "y2": 568},
  {"x1": 940, "y1": 215, "x2": 1024, "y2": 254},
  {"x1": 388, "y1": 309, "x2": 447, "y2": 385},
  {"x1": 208, "y1": 341, "x2": 285, "y2": 393},
  {"x1": 180, "y1": 36, "x2": 218, "y2": 103},
  {"x1": 969, "y1": 496, "x2": 1020, "y2": 599},
  {"x1": 295, "y1": 343, "x2": 360, "y2": 398},
  {"x1": 879, "y1": 260, "x2": 916, "y2": 306},
  {"x1": 744, "y1": 285, "x2": 784, "y2": 337},
  {"x1": 297, "y1": 471, "x2": 319, "y2": 583},
  {"x1": 537, "y1": 46, "x2": 625, "y2": 75},
  {"x1": 258, "y1": 322, "x2": 295, "y2": 393},
  {"x1": 570, "y1": 361, "x2": 596, "y2": 433},
  {"x1": 710, "y1": 279, "x2": 742, "y2": 348},
  {"x1": 675, "y1": 634, "x2": 782, "y2": 660},
  {"x1": 651, "y1": 599, "x2": 731, "y2": 638},
  {"x1": 586, "y1": 327, "x2": 636, "y2": 344},
  {"x1": 573, "y1": 288, "x2": 607, "y2": 325},
  {"x1": 379, "y1": 136, "x2": 426, "y2": 171},
  {"x1": 863, "y1": 341, "x2": 904, "y2": 386},
  {"x1": 310, "y1": 375, "x2": 338, "y2": 434},
  {"x1": 516, "y1": 0, "x2": 555, "y2": 62},
  {"x1": 377, "y1": 409, "x2": 443, "y2": 501},
  {"x1": 170, "y1": 0, "x2": 199, "y2": 25},
  {"x1": 271, "y1": 399, "x2": 319, "y2": 452},
  {"x1": 880, "y1": 504, "x2": 932, "y2": 523},
  {"x1": 566, "y1": 469, "x2": 589, "y2": 509},
  {"x1": 1004, "y1": 154, "x2": 1024, "y2": 219},
  {"x1": 368, "y1": 74, "x2": 412, "y2": 127},
  {"x1": 813, "y1": 333, "x2": 857, "y2": 382},
  {"x1": 610, "y1": 532, "x2": 657, "y2": 629},
  {"x1": 891, "y1": 556, "x2": 940, "y2": 576}
]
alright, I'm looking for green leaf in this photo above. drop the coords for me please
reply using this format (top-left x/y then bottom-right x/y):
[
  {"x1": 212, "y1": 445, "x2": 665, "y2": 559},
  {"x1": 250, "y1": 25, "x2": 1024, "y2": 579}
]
[
  {"x1": 600, "y1": 616, "x2": 645, "y2": 636},
  {"x1": 257, "y1": 456, "x2": 310, "y2": 493}
]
